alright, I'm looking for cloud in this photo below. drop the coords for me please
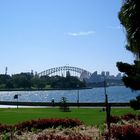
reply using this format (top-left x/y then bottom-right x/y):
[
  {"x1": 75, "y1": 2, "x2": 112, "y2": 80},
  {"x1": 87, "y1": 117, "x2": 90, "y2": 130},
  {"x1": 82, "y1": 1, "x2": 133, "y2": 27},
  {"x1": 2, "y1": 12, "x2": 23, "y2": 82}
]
[
  {"x1": 106, "y1": 25, "x2": 122, "y2": 30},
  {"x1": 67, "y1": 31, "x2": 95, "y2": 36}
]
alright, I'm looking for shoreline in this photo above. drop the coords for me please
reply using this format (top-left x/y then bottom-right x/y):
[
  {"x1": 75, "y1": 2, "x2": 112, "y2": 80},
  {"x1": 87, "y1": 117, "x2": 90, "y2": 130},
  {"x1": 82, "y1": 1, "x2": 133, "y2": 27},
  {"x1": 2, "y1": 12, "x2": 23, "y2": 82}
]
[
  {"x1": 0, "y1": 85, "x2": 124, "y2": 92},
  {"x1": 0, "y1": 101, "x2": 130, "y2": 107},
  {"x1": 0, "y1": 87, "x2": 91, "y2": 91}
]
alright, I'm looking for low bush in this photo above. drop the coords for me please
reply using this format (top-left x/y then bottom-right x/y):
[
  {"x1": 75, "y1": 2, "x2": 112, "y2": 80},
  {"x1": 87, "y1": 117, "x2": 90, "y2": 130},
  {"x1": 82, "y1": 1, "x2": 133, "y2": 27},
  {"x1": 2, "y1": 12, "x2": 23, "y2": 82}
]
[
  {"x1": 110, "y1": 116, "x2": 120, "y2": 123},
  {"x1": 15, "y1": 118, "x2": 82, "y2": 131},
  {"x1": 105, "y1": 113, "x2": 140, "y2": 139},
  {"x1": 121, "y1": 113, "x2": 137, "y2": 121},
  {"x1": 0, "y1": 118, "x2": 82, "y2": 133},
  {"x1": 110, "y1": 113, "x2": 140, "y2": 123},
  {"x1": 0, "y1": 124, "x2": 12, "y2": 133},
  {"x1": 110, "y1": 125, "x2": 140, "y2": 140},
  {"x1": 37, "y1": 133, "x2": 92, "y2": 140}
]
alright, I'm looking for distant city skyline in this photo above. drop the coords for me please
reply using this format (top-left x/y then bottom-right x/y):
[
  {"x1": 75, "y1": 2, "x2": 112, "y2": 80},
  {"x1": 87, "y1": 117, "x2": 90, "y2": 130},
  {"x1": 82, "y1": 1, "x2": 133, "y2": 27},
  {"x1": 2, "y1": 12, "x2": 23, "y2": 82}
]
[
  {"x1": 2, "y1": 65, "x2": 122, "y2": 77},
  {"x1": 0, "y1": 0, "x2": 134, "y2": 75}
]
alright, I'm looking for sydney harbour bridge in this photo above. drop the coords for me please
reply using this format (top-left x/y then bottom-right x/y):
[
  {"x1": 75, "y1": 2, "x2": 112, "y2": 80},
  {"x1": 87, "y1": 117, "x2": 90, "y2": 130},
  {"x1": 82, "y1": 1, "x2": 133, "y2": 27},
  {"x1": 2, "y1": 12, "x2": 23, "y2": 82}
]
[{"x1": 38, "y1": 66, "x2": 92, "y2": 81}]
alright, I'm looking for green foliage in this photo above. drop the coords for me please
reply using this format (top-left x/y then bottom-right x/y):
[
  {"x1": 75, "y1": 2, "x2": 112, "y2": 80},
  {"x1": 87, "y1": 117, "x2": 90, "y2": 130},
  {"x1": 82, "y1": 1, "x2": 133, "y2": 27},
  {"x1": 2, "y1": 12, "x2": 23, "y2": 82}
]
[
  {"x1": 0, "y1": 74, "x2": 13, "y2": 89},
  {"x1": 12, "y1": 73, "x2": 33, "y2": 89},
  {"x1": 117, "y1": 0, "x2": 140, "y2": 92},
  {"x1": 117, "y1": 61, "x2": 140, "y2": 90},
  {"x1": 119, "y1": 0, "x2": 140, "y2": 57},
  {"x1": 0, "y1": 73, "x2": 85, "y2": 90},
  {"x1": 49, "y1": 75, "x2": 85, "y2": 89},
  {"x1": 31, "y1": 76, "x2": 46, "y2": 89},
  {"x1": 130, "y1": 95, "x2": 140, "y2": 110}
]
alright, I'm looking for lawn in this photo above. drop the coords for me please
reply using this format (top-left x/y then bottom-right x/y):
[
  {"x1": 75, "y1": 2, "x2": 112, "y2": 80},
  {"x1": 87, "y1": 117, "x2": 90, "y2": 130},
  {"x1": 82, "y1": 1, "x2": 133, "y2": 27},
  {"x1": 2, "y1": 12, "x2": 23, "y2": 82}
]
[{"x1": 0, "y1": 107, "x2": 139, "y2": 125}]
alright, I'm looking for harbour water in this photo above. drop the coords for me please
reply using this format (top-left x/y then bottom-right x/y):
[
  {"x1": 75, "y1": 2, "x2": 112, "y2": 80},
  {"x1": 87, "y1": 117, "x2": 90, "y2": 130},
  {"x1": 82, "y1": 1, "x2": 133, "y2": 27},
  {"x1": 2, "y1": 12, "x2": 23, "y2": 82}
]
[{"x1": 0, "y1": 86, "x2": 139, "y2": 104}]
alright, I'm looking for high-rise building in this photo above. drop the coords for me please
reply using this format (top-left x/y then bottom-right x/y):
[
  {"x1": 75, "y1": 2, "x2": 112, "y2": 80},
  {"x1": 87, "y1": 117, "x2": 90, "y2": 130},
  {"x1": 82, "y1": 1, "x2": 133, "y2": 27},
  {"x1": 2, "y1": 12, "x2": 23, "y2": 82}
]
[
  {"x1": 92, "y1": 71, "x2": 98, "y2": 76},
  {"x1": 116, "y1": 73, "x2": 122, "y2": 79},
  {"x1": 106, "y1": 71, "x2": 110, "y2": 77},
  {"x1": 101, "y1": 71, "x2": 105, "y2": 76}
]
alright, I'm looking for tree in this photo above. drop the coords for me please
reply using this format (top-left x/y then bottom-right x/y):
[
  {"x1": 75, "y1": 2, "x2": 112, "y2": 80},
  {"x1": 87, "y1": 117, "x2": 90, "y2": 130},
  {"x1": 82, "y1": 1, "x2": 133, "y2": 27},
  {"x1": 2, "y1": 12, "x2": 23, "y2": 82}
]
[
  {"x1": 0, "y1": 74, "x2": 13, "y2": 89},
  {"x1": 117, "y1": 0, "x2": 140, "y2": 90},
  {"x1": 31, "y1": 76, "x2": 46, "y2": 89},
  {"x1": 118, "y1": 0, "x2": 140, "y2": 58},
  {"x1": 12, "y1": 73, "x2": 33, "y2": 89},
  {"x1": 117, "y1": 0, "x2": 140, "y2": 109}
]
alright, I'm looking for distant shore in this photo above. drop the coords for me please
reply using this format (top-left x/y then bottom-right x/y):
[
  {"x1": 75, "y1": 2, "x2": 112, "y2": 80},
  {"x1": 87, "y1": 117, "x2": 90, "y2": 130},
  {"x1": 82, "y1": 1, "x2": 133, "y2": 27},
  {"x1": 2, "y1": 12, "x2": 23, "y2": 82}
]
[
  {"x1": 0, "y1": 87, "x2": 93, "y2": 91},
  {"x1": 0, "y1": 85, "x2": 125, "y2": 92}
]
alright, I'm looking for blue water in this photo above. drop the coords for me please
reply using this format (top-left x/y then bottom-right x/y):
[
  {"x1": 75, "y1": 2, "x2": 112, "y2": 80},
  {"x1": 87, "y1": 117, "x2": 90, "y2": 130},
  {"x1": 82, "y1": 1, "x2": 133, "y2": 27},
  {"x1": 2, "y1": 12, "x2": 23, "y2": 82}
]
[{"x1": 0, "y1": 86, "x2": 139, "y2": 103}]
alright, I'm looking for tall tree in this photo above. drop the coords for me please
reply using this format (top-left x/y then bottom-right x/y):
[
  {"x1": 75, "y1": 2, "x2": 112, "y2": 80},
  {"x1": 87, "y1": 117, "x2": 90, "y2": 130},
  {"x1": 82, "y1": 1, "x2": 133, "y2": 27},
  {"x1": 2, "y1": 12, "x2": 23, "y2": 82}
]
[
  {"x1": 12, "y1": 73, "x2": 33, "y2": 89},
  {"x1": 117, "y1": 0, "x2": 140, "y2": 90}
]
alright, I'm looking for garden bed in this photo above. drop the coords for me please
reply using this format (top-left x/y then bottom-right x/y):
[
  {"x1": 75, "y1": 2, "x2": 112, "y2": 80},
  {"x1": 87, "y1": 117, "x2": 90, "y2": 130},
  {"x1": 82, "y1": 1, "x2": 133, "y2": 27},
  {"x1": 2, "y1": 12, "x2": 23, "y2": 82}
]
[{"x1": 0, "y1": 118, "x2": 100, "y2": 140}]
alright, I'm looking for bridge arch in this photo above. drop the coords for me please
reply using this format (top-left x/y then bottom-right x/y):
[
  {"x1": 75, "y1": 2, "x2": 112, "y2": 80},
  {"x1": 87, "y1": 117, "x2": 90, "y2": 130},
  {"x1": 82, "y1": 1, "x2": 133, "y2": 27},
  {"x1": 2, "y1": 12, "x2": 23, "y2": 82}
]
[{"x1": 38, "y1": 66, "x2": 92, "y2": 80}]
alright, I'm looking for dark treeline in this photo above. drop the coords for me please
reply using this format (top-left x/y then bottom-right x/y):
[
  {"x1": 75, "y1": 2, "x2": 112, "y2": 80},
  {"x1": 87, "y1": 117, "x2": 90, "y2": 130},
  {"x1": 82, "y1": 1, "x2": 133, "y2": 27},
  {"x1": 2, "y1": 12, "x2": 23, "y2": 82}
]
[{"x1": 0, "y1": 72, "x2": 85, "y2": 90}]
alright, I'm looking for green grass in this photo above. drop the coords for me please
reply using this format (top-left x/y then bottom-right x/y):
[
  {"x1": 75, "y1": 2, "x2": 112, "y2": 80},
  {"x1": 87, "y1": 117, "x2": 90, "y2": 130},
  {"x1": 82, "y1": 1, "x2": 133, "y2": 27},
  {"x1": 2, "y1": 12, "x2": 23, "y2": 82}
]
[{"x1": 0, "y1": 107, "x2": 139, "y2": 125}]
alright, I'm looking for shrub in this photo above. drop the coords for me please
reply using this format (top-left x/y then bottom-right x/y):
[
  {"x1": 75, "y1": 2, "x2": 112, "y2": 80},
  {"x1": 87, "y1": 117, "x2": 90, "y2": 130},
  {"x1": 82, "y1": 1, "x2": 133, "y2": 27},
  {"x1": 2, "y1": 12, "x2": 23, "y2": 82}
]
[
  {"x1": 121, "y1": 113, "x2": 136, "y2": 121},
  {"x1": 130, "y1": 95, "x2": 140, "y2": 110},
  {"x1": 37, "y1": 133, "x2": 92, "y2": 140},
  {"x1": 110, "y1": 113, "x2": 140, "y2": 123},
  {"x1": 110, "y1": 116, "x2": 120, "y2": 123},
  {"x1": 0, "y1": 124, "x2": 12, "y2": 133},
  {"x1": 110, "y1": 125, "x2": 140, "y2": 140},
  {"x1": 0, "y1": 118, "x2": 82, "y2": 133}
]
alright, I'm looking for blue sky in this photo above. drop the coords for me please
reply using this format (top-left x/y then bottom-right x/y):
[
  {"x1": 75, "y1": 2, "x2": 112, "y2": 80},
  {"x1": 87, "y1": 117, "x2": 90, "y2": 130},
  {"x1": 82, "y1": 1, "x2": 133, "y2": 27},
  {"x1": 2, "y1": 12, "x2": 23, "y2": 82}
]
[{"x1": 0, "y1": 0, "x2": 134, "y2": 75}]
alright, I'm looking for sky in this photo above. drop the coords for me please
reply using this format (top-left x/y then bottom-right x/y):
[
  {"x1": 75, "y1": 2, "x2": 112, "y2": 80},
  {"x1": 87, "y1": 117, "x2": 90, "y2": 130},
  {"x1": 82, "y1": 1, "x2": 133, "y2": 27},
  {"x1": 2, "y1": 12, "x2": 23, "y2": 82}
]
[{"x1": 0, "y1": 0, "x2": 134, "y2": 76}]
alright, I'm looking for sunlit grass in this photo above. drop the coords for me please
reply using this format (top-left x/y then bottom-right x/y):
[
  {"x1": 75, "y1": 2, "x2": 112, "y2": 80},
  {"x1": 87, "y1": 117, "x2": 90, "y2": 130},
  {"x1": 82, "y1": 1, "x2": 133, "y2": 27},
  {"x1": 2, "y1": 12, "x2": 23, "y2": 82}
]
[{"x1": 0, "y1": 107, "x2": 139, "y2": 125}]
